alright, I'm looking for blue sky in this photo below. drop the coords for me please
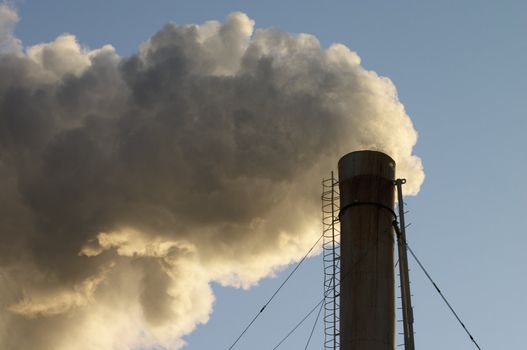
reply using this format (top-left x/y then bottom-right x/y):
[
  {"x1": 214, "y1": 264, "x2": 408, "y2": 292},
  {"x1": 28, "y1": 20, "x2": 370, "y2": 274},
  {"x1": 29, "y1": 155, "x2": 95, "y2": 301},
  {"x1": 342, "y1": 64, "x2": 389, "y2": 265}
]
[{"x1": 10, "y1": 1, "x2": 527, "y2": 349}]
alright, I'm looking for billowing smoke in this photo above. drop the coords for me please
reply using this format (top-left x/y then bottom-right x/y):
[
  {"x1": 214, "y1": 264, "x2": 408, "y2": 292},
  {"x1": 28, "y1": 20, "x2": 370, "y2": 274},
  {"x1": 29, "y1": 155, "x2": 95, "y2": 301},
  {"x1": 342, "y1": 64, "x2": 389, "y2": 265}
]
[{"x1": 0, "y1": 4, "x2": 424, "y2": 349}]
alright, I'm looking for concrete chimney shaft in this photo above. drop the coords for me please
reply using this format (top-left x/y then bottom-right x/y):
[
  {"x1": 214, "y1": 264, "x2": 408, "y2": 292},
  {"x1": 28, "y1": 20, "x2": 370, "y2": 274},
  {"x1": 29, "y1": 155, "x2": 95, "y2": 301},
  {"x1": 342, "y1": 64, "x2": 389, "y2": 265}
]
[{"x1": 338, "y1": 150, "x2": 395, "y2": 350}]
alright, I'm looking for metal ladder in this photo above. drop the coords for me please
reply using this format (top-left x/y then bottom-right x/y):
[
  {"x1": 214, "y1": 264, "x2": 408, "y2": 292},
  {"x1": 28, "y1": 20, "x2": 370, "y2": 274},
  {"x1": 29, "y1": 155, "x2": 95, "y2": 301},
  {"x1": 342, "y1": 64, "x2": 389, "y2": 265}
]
[{"x1": 321, "y1": 172, "x2": 341, "y2": 350}]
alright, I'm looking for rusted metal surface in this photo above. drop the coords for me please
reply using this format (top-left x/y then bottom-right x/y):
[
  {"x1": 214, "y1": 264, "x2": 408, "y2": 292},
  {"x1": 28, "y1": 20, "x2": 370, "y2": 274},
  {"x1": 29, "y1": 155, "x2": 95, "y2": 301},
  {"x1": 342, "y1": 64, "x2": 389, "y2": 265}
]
[{"x1": 338, "y1": 151, "x2": 395, "y2": 350}]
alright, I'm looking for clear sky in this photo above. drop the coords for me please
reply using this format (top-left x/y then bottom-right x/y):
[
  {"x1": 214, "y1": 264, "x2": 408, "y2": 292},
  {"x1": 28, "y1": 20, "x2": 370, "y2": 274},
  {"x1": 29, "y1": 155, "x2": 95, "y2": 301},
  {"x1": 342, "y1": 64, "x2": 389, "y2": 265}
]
[{"x1": 8, "y1": 0, "x2": 527, "y2": 349}]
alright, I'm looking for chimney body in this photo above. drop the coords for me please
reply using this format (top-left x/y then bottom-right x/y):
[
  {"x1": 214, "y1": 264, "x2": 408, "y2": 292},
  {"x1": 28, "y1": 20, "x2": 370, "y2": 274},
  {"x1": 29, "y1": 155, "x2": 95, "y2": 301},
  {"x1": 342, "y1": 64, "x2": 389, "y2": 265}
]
[{"x1": 338, "y1": 150, "x2": 395, "y2": 350}]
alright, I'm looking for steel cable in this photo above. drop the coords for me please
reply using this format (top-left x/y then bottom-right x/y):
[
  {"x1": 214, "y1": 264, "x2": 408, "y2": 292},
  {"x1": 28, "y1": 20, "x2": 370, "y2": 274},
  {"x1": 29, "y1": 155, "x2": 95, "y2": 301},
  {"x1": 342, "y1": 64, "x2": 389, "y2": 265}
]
[
  {"x1": 225, "y1": 232, "x2": 324, "y2": 350},
  {"x1": 405, "y1": 243, "x2": 483, "y2": 350}
]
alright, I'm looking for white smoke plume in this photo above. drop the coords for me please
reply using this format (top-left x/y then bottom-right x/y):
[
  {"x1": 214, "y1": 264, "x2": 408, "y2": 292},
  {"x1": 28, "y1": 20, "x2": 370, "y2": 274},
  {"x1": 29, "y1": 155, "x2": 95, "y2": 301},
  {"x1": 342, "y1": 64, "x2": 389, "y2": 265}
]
[{"x1": 0, "y1": 4, "x2": 424, "y2": 349}]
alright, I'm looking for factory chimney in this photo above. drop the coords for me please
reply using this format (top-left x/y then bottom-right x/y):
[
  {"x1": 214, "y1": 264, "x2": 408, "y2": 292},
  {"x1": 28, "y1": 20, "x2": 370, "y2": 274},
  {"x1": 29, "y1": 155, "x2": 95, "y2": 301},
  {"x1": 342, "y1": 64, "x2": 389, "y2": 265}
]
[{"x1": 338, "y1": 150, "x2": 396, "y2": 350}]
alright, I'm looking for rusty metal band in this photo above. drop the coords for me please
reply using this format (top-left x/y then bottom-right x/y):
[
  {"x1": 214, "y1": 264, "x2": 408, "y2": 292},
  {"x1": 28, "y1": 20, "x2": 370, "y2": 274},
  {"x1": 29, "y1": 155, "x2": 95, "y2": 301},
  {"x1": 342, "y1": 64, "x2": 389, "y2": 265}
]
[{"x1": 338, "y1": 201, "x2": 397, "y2": 220}]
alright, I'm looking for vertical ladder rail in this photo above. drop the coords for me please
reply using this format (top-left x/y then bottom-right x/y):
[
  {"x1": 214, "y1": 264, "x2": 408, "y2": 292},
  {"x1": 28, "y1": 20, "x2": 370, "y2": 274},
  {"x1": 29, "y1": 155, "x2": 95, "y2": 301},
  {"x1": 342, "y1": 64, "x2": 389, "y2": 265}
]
[
  {"x1": 322, "y1": 172, "x2": 340, "y2": 350},
  {"x1": 394, "y1": 179, "x2": 416, "y2": 350}
]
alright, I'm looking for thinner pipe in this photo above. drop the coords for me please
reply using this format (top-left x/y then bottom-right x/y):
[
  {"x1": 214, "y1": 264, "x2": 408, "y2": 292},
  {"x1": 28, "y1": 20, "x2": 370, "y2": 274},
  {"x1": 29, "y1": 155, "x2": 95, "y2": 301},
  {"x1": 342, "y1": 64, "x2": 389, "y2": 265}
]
[{"x1": 394, "y1": 178, "x2": 416, "y2": 350}]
